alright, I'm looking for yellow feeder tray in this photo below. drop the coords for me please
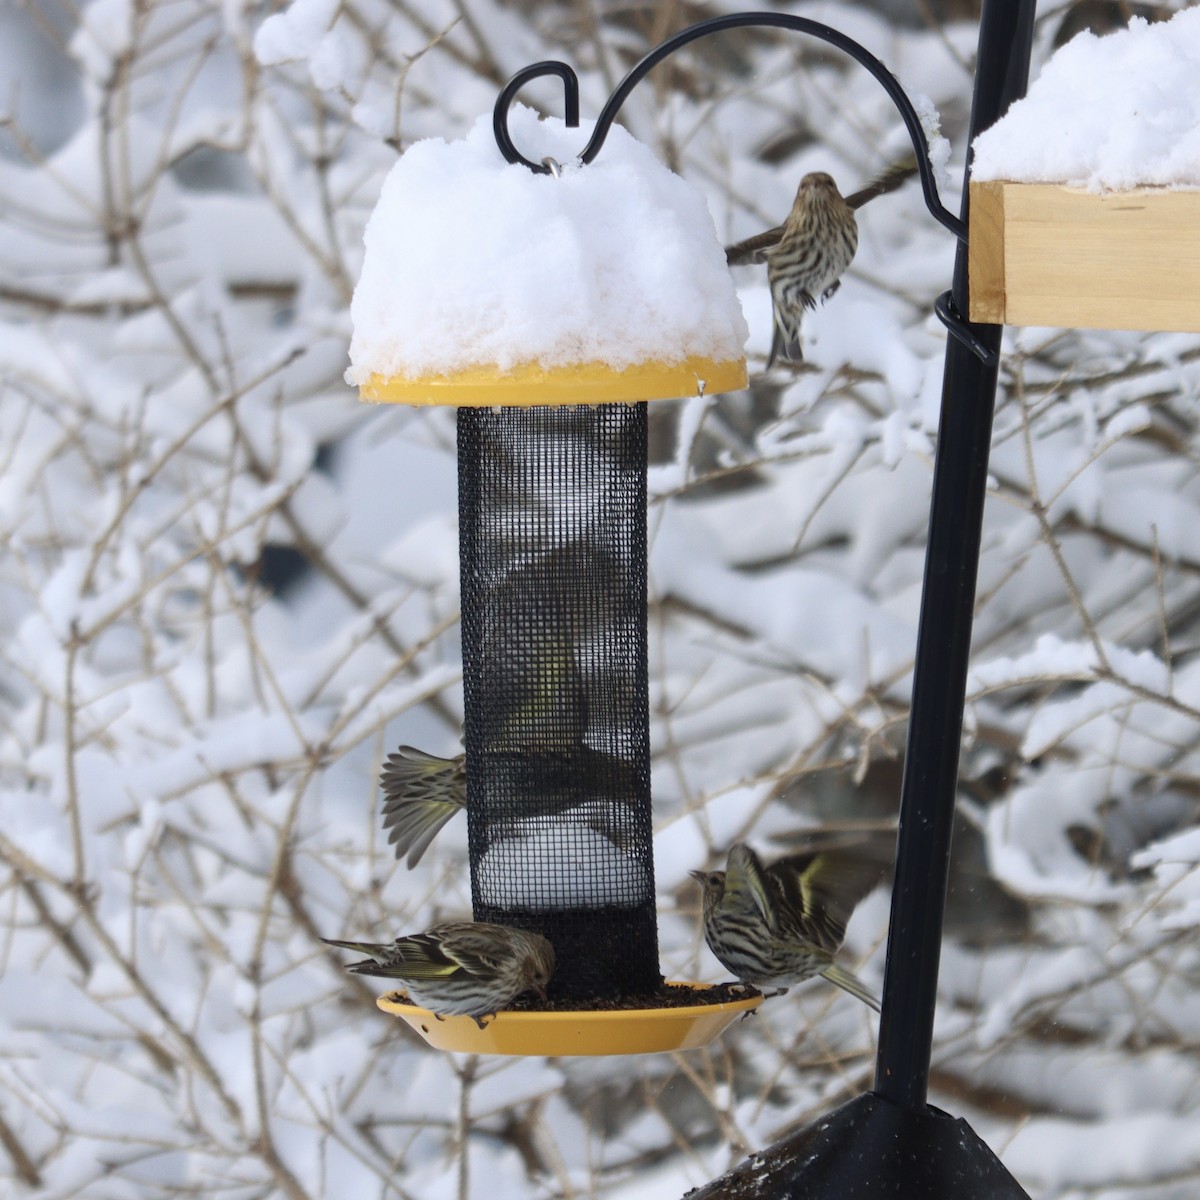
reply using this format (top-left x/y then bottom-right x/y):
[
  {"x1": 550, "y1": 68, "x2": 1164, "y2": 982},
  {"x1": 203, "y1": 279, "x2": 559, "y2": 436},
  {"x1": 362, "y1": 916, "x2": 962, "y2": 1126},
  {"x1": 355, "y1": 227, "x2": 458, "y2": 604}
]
[
  {"x1": 377, "y1": 982, "x2": 762, "y2": 1056},
  {"x1": 358, "y1": 355, "x2": 747, "y2": 407}
]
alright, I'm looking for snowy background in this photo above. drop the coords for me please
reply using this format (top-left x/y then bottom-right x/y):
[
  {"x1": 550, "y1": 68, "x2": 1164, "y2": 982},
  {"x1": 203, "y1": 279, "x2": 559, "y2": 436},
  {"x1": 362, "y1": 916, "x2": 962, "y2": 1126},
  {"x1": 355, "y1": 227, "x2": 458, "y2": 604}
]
[{"x1": 3, "y1": 1, "x2": 1200, "y2": 1198}]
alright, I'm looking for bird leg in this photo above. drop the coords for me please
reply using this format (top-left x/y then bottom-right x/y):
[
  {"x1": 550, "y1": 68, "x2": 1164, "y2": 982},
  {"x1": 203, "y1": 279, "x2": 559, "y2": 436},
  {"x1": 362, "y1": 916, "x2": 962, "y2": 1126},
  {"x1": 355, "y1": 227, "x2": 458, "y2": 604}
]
[{"x1": 471, "y1": 1013, "x2": 496, "y2": 1031}]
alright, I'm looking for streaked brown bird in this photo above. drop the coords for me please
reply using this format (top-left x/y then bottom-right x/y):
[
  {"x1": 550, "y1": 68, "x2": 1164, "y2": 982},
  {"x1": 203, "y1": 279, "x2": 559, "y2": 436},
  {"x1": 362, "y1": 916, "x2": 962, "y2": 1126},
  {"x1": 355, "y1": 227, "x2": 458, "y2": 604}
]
[
  {"x1": 690, "y1": 840, "x2": 888, "y2": 1010},
  {"x1": 322, "y1": 920, "x2": 555, "y2": 1027},
  {"x1": 380, "y1": 744, "x2": 640, "y2": 868},
  {"x1": 725, "y1": 159, "x2": 917, "y2": 367},
  {"x1": 379, "y1": 620, "x2": 603, "y2": 868}
]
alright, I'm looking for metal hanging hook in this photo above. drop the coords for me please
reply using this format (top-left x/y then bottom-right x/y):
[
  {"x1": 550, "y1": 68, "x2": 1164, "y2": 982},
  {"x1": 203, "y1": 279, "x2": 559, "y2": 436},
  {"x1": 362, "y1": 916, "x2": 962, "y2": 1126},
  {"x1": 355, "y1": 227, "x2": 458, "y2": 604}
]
[
  {"x1": 493, "y1": 61, "x2": 580, "y2": 174},
  {"x1": 935, "y1": 291, "x2": 997, "y2": 366},
  {"x1": 492, "y1": 12, "x2": 966, "y2": 243}
]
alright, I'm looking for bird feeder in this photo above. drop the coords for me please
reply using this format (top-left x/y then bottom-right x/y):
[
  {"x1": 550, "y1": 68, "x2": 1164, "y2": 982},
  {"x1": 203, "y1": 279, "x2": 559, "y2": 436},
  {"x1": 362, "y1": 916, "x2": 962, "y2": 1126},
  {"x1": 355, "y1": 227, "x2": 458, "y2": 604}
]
[
  {"x1": 967, "y1": 10, "x2": 1200, "y2": 334},
  {"x1": 349, "y1": 74, "x2": 758, "y2": 1055},
  {"x1": 969, "y1": 183, "x2": 1200, "y2": 331}
]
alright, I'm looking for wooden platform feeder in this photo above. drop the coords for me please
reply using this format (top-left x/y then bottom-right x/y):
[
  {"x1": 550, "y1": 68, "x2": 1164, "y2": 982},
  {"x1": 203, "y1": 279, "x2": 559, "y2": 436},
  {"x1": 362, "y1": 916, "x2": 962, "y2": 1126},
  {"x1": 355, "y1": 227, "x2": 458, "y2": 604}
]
[{"x1": 969, "y1": 181, "x2": 1200, "y2": 331}]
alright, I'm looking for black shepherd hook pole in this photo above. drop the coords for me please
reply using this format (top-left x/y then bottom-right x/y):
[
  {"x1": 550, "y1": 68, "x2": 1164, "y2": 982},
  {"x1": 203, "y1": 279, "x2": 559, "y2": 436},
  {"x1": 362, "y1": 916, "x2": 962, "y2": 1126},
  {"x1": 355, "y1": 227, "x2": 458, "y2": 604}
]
[{"x1": 874, "y1": 0, "x2": 1036, "y2": 1116}]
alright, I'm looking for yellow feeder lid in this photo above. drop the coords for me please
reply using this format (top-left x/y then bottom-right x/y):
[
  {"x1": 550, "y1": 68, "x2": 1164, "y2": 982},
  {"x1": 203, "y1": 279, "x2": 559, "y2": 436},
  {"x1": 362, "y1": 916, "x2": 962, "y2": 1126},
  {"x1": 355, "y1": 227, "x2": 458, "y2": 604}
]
[
  {"x1": 347, "y1": 111, "x2": 750, "y2": 406},
  {"x1": 358, "y1": 355, "x2": 747, "y2": 407},
  {"x1": 376, "y1": 981, "x2": 762, "y2": 1056}
]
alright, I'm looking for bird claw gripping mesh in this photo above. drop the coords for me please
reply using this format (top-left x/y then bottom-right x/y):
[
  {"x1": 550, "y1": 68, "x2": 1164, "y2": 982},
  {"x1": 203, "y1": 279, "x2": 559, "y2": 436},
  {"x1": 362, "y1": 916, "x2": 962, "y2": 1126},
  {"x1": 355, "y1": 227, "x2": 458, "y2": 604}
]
[{"x1": 458, "y1": 405, "x2": 660, "y2": 1000}]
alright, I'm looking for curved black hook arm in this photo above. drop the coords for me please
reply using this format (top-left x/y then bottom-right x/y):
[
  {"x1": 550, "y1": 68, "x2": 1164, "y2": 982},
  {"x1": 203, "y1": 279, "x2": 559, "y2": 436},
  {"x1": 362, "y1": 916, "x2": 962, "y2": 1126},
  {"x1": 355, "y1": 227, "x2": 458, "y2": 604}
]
[
  {"x1": 493, "y1": 61, "x2": 581, "y2": 172},
  {"x1": 492, "y1": 12, "x2": 965, "y2": 242},
  {"x1": 935, "y1": 291, "x2": 997, "y2": 366}
]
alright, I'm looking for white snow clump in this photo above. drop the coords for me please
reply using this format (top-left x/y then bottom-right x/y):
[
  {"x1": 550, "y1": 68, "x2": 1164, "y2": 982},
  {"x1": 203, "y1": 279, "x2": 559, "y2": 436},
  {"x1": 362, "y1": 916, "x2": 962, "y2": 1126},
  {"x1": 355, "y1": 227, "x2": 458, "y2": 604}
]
[
  {"x1": 347, "y1": 105, "x2": 748, "y2": 382},
  {"x1": 972, "y1": 8, "x2": 1200, "y2": 191}
]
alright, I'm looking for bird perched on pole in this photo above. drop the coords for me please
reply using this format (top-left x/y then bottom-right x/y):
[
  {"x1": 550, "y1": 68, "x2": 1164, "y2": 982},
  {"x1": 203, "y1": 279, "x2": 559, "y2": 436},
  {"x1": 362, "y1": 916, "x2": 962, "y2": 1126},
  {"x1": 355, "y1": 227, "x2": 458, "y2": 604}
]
[
  {"x1": 690, "y1": 840, "x2": 889, "y2": 1010},
  {"x1": 322, "y1": 920, "x2": 555, "y2": 1027},
  {"x1": 725, "y1": 158, "x2": 917, "y2": 367}
]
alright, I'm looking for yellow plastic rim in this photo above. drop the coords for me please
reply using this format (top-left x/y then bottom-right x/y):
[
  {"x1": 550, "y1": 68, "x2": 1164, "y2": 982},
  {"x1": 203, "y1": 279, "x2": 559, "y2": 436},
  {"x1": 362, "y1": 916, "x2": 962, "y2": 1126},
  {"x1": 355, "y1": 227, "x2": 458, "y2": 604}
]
[
  {"x1": 376, "y1": 981, "x2": 762, "y2": 1056},
  {"x1": 358, "y1": 355, "x2": 747, "y2": 406}
]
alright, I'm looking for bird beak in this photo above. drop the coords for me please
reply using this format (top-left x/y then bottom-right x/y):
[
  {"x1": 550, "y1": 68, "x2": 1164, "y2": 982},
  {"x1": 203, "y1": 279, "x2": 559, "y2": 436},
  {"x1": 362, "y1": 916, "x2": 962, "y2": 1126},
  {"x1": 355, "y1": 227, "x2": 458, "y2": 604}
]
[{"x1": 688, "y1": 870, "x2": 706, "y2": 884}]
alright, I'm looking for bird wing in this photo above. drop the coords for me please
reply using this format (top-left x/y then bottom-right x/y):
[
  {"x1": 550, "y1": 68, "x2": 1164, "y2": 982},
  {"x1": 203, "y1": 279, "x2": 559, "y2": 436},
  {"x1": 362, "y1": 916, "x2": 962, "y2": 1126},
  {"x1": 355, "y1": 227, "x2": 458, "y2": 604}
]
[
  {"x1": 769, "y1": 848, "x2": 889, "y2": 953},
  {"x1": 727, "y1": 157, "x2": 916, "y2": 267},
  {"x1": 725, "y1": 225, "x2": 784, "y2": 266},
  {"x1": 383, "y1": 803, "x2": 458, "y2": 869},
  {"x1": 845, "y1": 156, "x2": 918, "y2": 211},
  {"x1": 381, "y1": 746, "x2": 461, "y2": 802},
  {"x1": 725, "y1": 843, "x2": 778, "y2": 930},
  {"x1": 380, "y1": 748, "x2": 464, "y2": 868},
  {"x1": 381, "y1": 926, "x2": 482, "y2": 981}
]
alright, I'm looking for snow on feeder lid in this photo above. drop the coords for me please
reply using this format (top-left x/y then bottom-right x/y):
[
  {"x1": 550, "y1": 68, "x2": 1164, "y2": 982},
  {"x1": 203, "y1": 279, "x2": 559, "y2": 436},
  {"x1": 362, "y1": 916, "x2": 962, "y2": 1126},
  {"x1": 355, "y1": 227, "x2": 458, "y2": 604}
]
[
  {"x1": 347, "y1": 105, "x2": 748, "y2": 405},
  {"x1": 968, "y1": 8, "x2": 1200, "y2": 332}
]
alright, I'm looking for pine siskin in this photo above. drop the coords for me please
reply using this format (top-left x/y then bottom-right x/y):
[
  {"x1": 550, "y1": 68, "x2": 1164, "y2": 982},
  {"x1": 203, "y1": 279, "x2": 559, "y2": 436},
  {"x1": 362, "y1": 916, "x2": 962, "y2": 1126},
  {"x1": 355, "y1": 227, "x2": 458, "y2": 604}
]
[
  {"x1": 725, "y1": 159, "x2": 917, "y2": 367},
  {"x1": 322, "y1": 920, "x2": 555, "y2": 1027},
  {"x1": 690, "y1": 841, "x2": 888, "y2": 1011},
  {"x1": 724, "y1": 158, "x2": 917, "y2": 267},
  {"x1": 380, "y1": 743, "x2": 640, "y2": 868},
  {"x1": 766, "y1": 172, "x2": 858, "y2": 368}
]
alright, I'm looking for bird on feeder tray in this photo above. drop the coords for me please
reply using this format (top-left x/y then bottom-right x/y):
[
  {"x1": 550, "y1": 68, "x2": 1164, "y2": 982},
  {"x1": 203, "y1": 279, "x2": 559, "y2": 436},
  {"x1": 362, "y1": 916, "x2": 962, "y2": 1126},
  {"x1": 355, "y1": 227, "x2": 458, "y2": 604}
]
[
  {"x1": 322, "y1": 920, "x2": 555, "y2": 1028},
  {"x1": 691, "y1": 840, "x2": 889, "y2": 1011},
  {"x1": 725, "y1": 157, "x2": 916, "y2": 368}
]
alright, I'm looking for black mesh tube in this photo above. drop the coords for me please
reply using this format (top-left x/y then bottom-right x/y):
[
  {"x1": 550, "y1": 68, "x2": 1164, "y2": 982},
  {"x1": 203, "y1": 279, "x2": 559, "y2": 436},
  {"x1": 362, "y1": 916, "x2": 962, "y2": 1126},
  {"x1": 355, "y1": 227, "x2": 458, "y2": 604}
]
[{"x1": 457, "y1": 404, "x2": 660, "y2": 1000}]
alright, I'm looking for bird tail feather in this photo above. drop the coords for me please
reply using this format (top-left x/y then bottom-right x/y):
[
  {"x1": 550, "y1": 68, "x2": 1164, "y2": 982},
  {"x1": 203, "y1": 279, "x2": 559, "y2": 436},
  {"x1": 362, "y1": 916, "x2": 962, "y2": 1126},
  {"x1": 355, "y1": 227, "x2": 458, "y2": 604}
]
[
  {"x1": 320, "y1": 937, "x2": 382, "y2": 956},
  {"x1": 821, "y1": 962, "x2": 881, "y2": 1012},
  {"x1": 767, "y1": 319, "x2": 802, "y2": 368},
  {"x1": 383, "y1": 800, "x2": 461, "y2": 869}
]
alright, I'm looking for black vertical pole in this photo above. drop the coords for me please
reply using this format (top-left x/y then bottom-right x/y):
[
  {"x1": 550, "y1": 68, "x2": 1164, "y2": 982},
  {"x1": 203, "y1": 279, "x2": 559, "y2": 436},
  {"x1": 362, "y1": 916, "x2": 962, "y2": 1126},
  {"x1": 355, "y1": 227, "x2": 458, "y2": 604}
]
[
  {"x1": 874, "y1": 0, "x2": 1037, "y2": 1111},
  {"x1": 684, "y1": 6, "x2": 1041, "y2": 1195}
]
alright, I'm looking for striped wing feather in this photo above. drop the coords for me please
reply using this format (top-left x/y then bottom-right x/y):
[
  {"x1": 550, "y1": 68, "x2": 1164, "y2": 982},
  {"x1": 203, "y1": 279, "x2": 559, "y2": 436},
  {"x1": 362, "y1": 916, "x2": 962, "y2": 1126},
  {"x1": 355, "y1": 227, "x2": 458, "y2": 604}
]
[
  {"x1": 383, "y1": 922, "x2": 500, "y2": 980},
  {"x1": 726, "y1": 225, "x2": 784, "y2": 266},
  {"x1": 723, "y1": 844, "x2": 776, "y2": 929},
  {"x1": 769, "y1": 849, "x2": 888, "y2": 953},
  {"x1": 725, "y1": 158, "x2": 916, "y2": 267},
  {"x1": 379, "y1": 747, "x2": 465, "y2": 867}
]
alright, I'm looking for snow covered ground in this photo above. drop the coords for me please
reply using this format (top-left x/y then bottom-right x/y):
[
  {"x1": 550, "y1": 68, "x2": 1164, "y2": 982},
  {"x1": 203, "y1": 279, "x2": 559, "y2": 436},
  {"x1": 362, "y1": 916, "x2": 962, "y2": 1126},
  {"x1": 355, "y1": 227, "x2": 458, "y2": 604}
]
[{"x1": 2, "y1": 2, "x2": 1199, "y2": 1198}]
